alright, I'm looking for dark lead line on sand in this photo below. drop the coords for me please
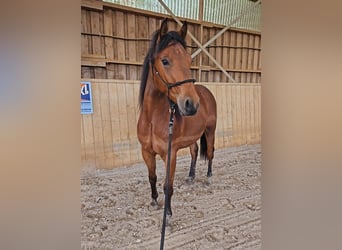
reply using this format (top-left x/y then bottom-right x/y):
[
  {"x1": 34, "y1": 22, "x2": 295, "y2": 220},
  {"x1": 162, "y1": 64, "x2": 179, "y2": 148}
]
[{"x1": 160, "y1": 104, "x2": 175, "y2": 250}]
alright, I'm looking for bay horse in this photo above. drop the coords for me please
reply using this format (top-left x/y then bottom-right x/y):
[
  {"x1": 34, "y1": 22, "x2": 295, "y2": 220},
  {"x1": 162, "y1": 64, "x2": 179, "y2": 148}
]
[{"x1": 137, "y1": 18, "x2": 217, "y2": 225}]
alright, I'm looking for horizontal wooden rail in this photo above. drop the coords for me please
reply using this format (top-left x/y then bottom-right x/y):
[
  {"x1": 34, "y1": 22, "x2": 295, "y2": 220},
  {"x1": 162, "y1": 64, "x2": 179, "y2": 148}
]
[{"x1": 81, "y1": 56, "x2": 261, "y2": 74}]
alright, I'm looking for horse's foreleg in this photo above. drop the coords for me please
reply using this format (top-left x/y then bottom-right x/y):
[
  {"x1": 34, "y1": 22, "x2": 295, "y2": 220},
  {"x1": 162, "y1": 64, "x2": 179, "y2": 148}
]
[
  {"x1": 162, "y1": 150, "x2": 177, "y2": 225},
  {"x1": 186, "y1": 143, "x2": 198, "y2": 183},
  {"x1": 142, "y1": 149, "x2": 158, "y2": 206}
]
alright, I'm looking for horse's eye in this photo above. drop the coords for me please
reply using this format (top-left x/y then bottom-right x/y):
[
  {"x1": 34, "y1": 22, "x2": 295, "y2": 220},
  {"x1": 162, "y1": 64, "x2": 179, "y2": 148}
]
[{"x1": 161, "y1": 58, "x2": 169, "y2": 66}]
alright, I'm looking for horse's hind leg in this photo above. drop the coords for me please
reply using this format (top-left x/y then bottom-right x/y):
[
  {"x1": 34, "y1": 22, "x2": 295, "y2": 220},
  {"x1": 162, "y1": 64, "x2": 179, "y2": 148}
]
[
  {"x1": 186, "y1": 143, "x2": 198, "y2": 184},
  {"x1": 142, "y1": 149, "x2": 158, "y2": 206},
  {"x1": 205, "y1": 127, "x2": 215, "y2": 180}
]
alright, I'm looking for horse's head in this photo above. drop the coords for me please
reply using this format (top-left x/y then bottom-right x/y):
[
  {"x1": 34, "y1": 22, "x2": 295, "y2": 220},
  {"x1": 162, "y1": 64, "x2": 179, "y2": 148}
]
[{"x1": 151, "y1": 19, "x2": 199, "y2": 116}]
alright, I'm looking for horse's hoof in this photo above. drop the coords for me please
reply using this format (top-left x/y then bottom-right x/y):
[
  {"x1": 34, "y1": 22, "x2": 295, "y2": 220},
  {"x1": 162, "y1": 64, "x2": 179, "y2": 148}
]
[
  {"x1": 165, "y1": 224, "x2": 172, "y2": 235},
  {"x1": 166, "y1": 214, "x2": 172, "y2": 227},
  {"x1": 151, "y1": 199, "x2": 158, "y2": 207},
  {"x1": 206, "y1": 176, "x2": 212, "y2": 185},
  {"x1": 186, "y1": 176, "x2": 194, "y2": 184}
]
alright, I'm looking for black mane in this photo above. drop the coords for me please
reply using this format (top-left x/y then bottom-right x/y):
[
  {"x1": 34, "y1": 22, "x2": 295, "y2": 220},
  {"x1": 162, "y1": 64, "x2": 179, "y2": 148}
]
[{"x1": 138, "y1": 30, "x2": 187, "y2": 109}]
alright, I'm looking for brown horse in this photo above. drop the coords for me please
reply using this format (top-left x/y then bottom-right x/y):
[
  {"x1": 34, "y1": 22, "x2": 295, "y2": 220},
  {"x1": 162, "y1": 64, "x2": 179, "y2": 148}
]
[{"x1": 137, "y1": 18, "x2": 217, "y2": 225}]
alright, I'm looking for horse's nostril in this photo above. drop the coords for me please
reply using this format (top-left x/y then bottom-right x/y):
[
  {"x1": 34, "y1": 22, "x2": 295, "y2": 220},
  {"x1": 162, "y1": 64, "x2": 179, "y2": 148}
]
[{"x1": 185, "y1": 99, "x2": 192, "y2": 109}]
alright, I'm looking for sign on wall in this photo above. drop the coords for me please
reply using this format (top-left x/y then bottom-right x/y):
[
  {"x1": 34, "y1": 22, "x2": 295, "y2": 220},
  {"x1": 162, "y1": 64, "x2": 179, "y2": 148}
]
[{"x1": 81, "y1": 81, "x2": 93, "y2": 114}]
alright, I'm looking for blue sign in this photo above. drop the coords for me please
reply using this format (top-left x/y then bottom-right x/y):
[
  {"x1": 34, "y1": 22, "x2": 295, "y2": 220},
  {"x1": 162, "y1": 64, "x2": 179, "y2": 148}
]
[{"x1": 81, "y1": 82, "x2": 93, "y2": 114}]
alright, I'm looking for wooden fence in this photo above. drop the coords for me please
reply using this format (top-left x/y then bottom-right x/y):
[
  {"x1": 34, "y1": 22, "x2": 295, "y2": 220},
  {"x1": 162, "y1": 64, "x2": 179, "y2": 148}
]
[
  {"x1": 81, "y1": 1, "x2": 261, "y2": 83},
  {"x1": 81, "y1": 79, "x2": 261, "y2": 169}
]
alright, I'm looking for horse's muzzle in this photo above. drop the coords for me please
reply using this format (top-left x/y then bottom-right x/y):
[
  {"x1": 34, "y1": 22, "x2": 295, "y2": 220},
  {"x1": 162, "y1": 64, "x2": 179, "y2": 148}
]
[{"x1": 179, "y1": 98, "x2": 199, "y2": 116}]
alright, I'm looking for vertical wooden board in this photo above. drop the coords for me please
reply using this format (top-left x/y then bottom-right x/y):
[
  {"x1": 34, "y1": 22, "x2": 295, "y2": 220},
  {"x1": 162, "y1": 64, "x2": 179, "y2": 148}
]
[
  {"x1": 82, "y1": 114, "x2": 95, "y2": 162},
  {"x1": 247, "y1": 34, "x2": 254, "y2": 71},
  {"x1": 86, "y1": 10, "x2": 93, "y2": 54},
  {"x1": 208, "y1": 71, "x2": 214, "y2": 82},
  {"x1": 216, "y1": 85, "x2": 224, "y2": 148},
  {"x1": 230, "y1": 85, "x2": 237, "y2": 146},
  {"x1": 257, "y1": 85, "x2": 261, "y2": 142},
  {"x1": 253, "y1": 85, "x2": 260, "y2": 143},
  {"x1": 236, "y1": 32, "x2": 242, "y2": 73},
  {"x1": 240, "y1": 85, "x2": 247, "y2": 144},
  {"x1": 213, "y1": 71, "x2": 220, "y2": 82},
  {"x1": 249, "y1": 85, "x2": 256, "y2": 143},
  {"x1": 252, "y1": 36, "x2": 259, "y2": 82},
  {"x1": 202, "y1": 28, "x2": 209, "y2": 66},
  {"x1": 127, "y1": 13, "x2": 137, "y2": 61},
  {"x1": 108, "y1": 83, "x2": 122, "y2": 167},
  {"x1": 215, "y1": 28, "x2": 222, "y2": 67},
  {"x1": 133, "y1": 82, "x2": 140, "y2": 124},
  {"x1": 244, "y1": 86, "x2": 251, "y2": 144},
  {"x1": 193, "y1": 24, "x2": 201, "y2": 67},
  {"x1": 208, "y1": 28, "x2": 216, "y2": 67},
  {"x1": 106, "y1": 64, "x2": 115, "y2": 79},
  {"x1": 235, "y1": 85, "x2": 243, "y2": 145},
  {"x1": 128, "y1": 65, "x2": 138, "y2": 80},
  {"x1": 241, "y1": 73, "x2": 247, "y2": 83},
  {"x1": 94, "y1": 67, "x2": 106, "y2": 79},
  {"x1": 255, "y1": 35, "x2": 261, "y2": 71},
  {"x1": 133, "y1": 82, "x2": 142, "y2": 163},
  {"x1": 90, "y1": 11, "x2": 101, "y2": 55},
  {"x1": 220, "y1": 84, "x2": 229, "y2": 147},
  {"x1": 201, "y1": 71, "x2": 207, "y2": 82},
  {"x1": 116, "y1": 83, "x2": 130, "y2": 165},
  {"x1": 91, "y1": 83, "x2": 105, "y2": 168},
  {"x1": 125, "y1": 83, "x2": 138, "y2": 163},
  {"x1": 247, "y1": 72, "x2": 252, "y2": 83},
  {"x1": 99, "y1": 82, "x2": 114, "y2": 169},
  {"x1": 81, "y1": 67, "x2": 92, "y2": 78},
  {"x1": 137, "y1": 15, "x2": 148, "y2": 62},
  {"x1": 185, "y1": 22, "x2": 193, "y2": 49},
  {"x1": 115, "y1": 11, "x2": 125, "y2": 61},
  {"x1": 81, "y1": 34, "x2": 89, "y2": 56},
  {"x1": 251, "y1": 72, "x2": 257, "y2": 83},
  {"x1": 104, "y1": 8, "x2": 114, "y2": 60},
  {"x1": 226, "y1": 85, "x2": 233, "y2": 147},
  {"x1": 148, "y1": 17, "x2": 157, "y2": 38},
  {"x1": 81, "y1": 9, "x2": 87, "y2": 33},
  {"x1": 228, "y1": 31, "x2": 236, "y2": 70},
  {"x1": 81, "y1": 10, "x2": 89, "y2": 56},
  {"x1": 81, "y1": 116, "x2": 86, "y2": 161},
  {"x1": 235, "y1": 72, "x2": 241, "y2": 83},
  {"x1": 222, "y1": 31, "x2": 229, "y2": 69},
  {"x1": 241, "y1": 33, "x2": 248, "y2": 71},
  {"x1": 113, "y1": 64, "x2": 126, "y2": 80},
  {"x1": 98, "y1": 11, "x2": 105, "y2": 56}
]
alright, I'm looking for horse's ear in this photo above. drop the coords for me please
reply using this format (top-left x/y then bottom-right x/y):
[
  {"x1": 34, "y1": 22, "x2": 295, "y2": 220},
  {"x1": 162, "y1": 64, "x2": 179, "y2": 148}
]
[
  {"x1": 159, "y1": 18, "x2": 168, "y2": 37},
  {"x1": 179, "y1": 21, "x2": 188, "y2": 39}
]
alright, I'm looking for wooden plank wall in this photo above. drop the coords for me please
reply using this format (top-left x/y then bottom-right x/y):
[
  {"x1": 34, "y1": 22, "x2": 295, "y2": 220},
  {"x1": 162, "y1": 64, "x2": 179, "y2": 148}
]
[
  {"x1": 81, "y1": 79, "x2": 261, "y2": 169},
  {"x1": 81, "y1": 1, "x2": 261, "y2": 83}
]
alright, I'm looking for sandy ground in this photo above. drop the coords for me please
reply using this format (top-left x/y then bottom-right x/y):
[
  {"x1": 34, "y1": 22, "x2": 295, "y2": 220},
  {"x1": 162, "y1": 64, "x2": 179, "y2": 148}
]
[{"x1": 81, "y1": 144, "x2": 261, "y2": 249}]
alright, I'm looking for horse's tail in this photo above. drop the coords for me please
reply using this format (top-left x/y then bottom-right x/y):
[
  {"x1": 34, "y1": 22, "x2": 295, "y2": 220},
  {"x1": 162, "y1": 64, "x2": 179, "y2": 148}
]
[{"x1": 200, "y1": 133, "x2": 208, "y2": 161}]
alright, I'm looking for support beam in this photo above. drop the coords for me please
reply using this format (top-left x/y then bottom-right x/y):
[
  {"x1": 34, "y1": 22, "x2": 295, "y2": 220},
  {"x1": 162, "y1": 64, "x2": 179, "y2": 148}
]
[
  {"x1": 192, "y1": 0, "x2": 261, "y2": 58},
  {"x1": 157, "y1": 0, "x2": 236, "y2": 82}
]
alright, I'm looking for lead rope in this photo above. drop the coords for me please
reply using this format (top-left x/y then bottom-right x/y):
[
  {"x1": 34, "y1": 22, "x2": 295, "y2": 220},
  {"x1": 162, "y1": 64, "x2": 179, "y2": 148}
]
[{"x1": 160, "y1": 93, "x2": 176, "y2": 250}]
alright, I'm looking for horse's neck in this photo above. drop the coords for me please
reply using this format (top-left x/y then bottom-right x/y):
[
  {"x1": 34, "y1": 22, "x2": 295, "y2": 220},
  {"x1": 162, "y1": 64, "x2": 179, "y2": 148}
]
[{"x1": 142, "y1": 77, "x2": 168, "y2": 112}]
